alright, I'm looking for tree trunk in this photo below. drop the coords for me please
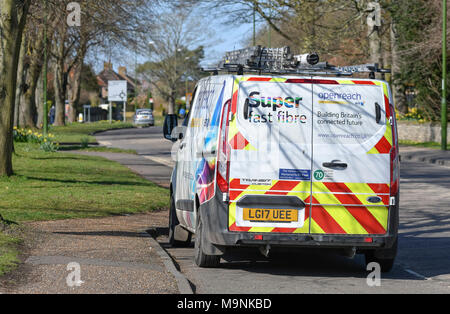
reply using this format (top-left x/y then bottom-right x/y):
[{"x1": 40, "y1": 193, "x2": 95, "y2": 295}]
[
  {"x1": 67, "y1": 38, "x2": 87, "y2": 124},
  {"x1": 67, "y1": 62, "x2": 83, "y2": 123},
  {"x1": 53, "y1": 56, "x2": 66, "y2": 126},
  {"x1": 168, "y1": 89, "x2": 176, "y2": 115},
  {"x1": 367, "y1": 2, "x2": 384, "y2": 79},
  {"x1": 14, "y1": 31, "x2": 27, "y2": 128},
  {"x1": 390, "y1": 22, "x2": 408, "y2": 113},
  {"x1": 52, "y1": 22, "x2": 68, "y2": 127},
  {"x1": 368, "y1": 28, "x2": 383, "y2": 65},
  {"x1": 20, "y1": 62, "x2": 41, "y2": 128},
  {"x1": 35, "y1": 72, "x2": 44, "y2": 128},
  {"x1": 0, "y1": 0, "x2": 30, "y2": 177},
  {"x1": 20, "y1": 31, "x2": 45, "y2": 128}
]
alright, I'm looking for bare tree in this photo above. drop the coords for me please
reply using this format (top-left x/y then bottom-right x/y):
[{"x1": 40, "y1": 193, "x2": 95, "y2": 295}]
[
  {"x1": 137, "y1": 9, "x2": 208, "y2": 115},
  {"x1": 49, "y1": 0, "x2": 161, "y2": 125},
  {"x1": 0, "y1": 0, "x2": 31, "y2": 176}
]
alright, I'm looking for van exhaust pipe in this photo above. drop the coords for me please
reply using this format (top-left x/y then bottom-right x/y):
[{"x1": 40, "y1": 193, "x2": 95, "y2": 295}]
[
  {"x1": 342, "y1": 247, "x2": 357, "y2": 259},
  {"x1": 259, "y1": 244, "x2": 271, "y2": 258}
]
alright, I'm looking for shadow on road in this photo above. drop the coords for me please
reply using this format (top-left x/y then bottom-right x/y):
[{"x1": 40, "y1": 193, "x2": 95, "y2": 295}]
[{"x1": 153, "y1": 229, "x2": 424, "y2": 282}]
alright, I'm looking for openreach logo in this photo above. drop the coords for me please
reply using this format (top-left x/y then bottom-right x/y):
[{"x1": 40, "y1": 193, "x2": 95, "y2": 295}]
[{"x1": 318, "y1": 92, "x2": 362, "y2": 101}]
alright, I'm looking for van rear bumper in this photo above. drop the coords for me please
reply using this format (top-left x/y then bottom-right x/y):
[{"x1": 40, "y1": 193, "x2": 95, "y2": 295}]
[{"x1": 200, "y1": 192, "x2": 399, "y2": 252}]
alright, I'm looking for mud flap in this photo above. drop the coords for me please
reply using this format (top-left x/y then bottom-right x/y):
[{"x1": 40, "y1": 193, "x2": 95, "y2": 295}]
[
  {"x1": 199, "y1": 204, "x2": 226, "y2": 256},
  {"x1": 173, "y1": 225, "x2": 191, "y2": 243}
]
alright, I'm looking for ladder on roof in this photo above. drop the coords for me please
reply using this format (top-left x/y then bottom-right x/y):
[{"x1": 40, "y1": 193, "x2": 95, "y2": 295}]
[{"x1": 202, "y1": 46, "x2": 391, "y2": 79}]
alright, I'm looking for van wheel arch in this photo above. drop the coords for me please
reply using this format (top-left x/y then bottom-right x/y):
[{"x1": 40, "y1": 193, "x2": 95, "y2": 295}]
[
  {"x1": 194, "y1": 195, "x2": 224, "y2": 266},
  {"x1": 168, "y1": 188, "x2": 192, "y2": 247}
]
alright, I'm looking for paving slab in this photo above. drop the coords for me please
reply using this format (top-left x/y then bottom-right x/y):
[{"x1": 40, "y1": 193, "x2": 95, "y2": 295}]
[{"x1": 0, "y1": 212, "x2": 178, "y2": 294}]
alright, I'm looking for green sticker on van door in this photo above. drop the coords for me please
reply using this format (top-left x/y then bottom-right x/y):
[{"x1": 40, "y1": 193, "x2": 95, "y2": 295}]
[{"x1": 314, "y1": 170, "x2": 325, "y2": 181}]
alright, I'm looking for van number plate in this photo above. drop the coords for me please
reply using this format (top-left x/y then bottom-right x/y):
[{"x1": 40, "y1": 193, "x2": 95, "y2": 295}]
[{"x1": 243, "y1": 208, "x2": 299, "y2": 223}]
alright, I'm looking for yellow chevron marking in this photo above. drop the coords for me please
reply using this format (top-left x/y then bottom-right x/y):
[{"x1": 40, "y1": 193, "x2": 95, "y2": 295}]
[
  {"x1": 345, "y1": 183, "x2": 384, "y2": 206},
  {"x1": 344, "y1": 182, "x2": 374, "y2": 194},
  {"x1": 244, "y1": 143, "x2": 257, "y2": 151},
  {"x1": 367, "y1": 207, "x2": 389, "y2": 230},
  {"x1": 270, "y1": 78, "x2": 288, "y2": 83},
  {"x1": 368, "y1": 146, "x2": 380, "y2": 155},
  {"x1": 228, "y1": 116, "x2": 239, "y2": 141},
  {"x1": 249, "y1": 227, "x2": 275, "y2": 233},
  {"x1": 336, "y1": 80, "x2": 355, "y2": 85},
  {"x1": 232, "y1": 179, "x2": 311, "y2": 193},
  {"x1": 313, "y1": 191, "x2": 342, "y2": 205},
  {"x1": 293, "y1": 222, "x2": 310, "y2": 234},
  {"x1": 229, "y1": 202, "x2": 237, "y2": 227},
  {"x1": 310, "y1": 218, "x2": 326, "y2": 234},
  {"x1": 294, "y1": 181, "x2": 312, "y2": 192},
  {"x1": 321, "y1": 205, "x2": 369, "y2": 235},
  {"x1": 231, "y1": 189, "x2": 310, "y2": 202},
  {"x1": 385, "y1": 122, "x2": 393, "y2": 146},
  {"x1": 312, "y1": 183, "x2": 369, "y2": 235}
]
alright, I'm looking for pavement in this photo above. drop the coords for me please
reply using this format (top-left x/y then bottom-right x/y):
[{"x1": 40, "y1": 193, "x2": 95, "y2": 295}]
[{"x1": 0, "y1": 212, "x2": 178, "y2": 294}]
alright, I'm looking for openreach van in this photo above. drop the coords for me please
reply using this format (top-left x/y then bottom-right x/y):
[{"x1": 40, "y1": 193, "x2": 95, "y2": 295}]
[{"x1": 163, "y1": 46, "x2": 400, "y2": 272}]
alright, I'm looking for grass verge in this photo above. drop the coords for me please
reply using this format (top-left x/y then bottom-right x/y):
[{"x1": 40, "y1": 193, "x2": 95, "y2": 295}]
[
  {"x1": 399, "y1": 140, "x2": 441, "y2": 149},
  {"x1": 0, "y1": 229, "x2": 22, "y2": 276},
  {"x1": 0, "y1": 143, "x2": 169, "y2": 223},
  {"x1": 58, "y1": 145, "x2": 138, "y2": 155},
  {"x1": 50, "y1": 121, "x2": 134, "y2": 144}
]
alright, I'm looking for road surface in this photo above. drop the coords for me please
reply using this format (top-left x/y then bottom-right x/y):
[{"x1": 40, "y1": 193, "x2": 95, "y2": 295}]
[{"x1": 98, "y1": 127, "x2": 450, "y2": 294}]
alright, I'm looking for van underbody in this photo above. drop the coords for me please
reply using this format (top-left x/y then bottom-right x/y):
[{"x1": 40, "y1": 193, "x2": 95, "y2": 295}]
[{"x1": 198, "y1": 191, "x2": 399, "y2": 258}]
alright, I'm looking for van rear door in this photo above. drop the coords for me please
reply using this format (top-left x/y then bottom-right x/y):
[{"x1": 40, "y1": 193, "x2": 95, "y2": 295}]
[
  {"x1": 311, "y1": 80, "x2": 393, "y2": 236},
  {"x1": 228, "y1": 77, "x2": 313, "y2": 234}
]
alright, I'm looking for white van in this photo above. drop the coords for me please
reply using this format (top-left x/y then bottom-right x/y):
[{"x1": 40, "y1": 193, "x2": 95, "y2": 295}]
[{"x1": 163, "y1": 47, "x2": 400, "y2": 272}]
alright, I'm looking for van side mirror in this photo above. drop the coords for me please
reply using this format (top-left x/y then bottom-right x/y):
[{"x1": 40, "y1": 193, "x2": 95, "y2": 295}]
[{"x1": 163, "y1": 114, "x2": 179, "y2": 142}]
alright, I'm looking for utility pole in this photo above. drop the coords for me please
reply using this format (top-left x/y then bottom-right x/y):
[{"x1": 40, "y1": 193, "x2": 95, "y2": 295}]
[
  {"x1": 442, "y1": 0, "x2": 448, "y2": 150},
  {"x1": 268, "y1": 0, "x2": 272, "y2": 47},
  {"x1": 134, "y1": 44, "x2": 138, "y2": 113},
  {"x1": 253, "y1": 2, "x2": 256, "y2": 46},
  {"x1": 43, "y1": 0, "x2": 48, "y2": 136},
  {"x1": 367, "y1": 1, "x2": 383, "y2": 78}
]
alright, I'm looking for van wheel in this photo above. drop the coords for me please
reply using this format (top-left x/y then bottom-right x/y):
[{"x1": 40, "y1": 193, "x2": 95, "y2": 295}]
[
  {"x1": 194, "y1": 214, "x2": 220, "y2": 268},
  {"x1": 364, "y1": 240, "x2": 398, "y2": 273},
  {"x1": 169, "y1": 194, "x2": 192, "y2": 247}
]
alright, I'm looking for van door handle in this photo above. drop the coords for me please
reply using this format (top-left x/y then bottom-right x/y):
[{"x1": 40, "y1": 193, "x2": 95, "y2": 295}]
[
  {"x1": 323, "y1": 161, "x2": 348, "y2": 170},
  {"x1": 375, "y1": 102, "x2": 382, "y2": 124},
  {"x1": 179, "y1": 142, "x2": 186, "y2": 150}
]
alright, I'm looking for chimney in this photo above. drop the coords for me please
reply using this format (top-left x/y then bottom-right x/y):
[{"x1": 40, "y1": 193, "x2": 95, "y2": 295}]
[
  {"x1": 104, "y1": 62, "x2": 112, "y2": 71},
  {"x1": 118, "y1": 66, "x2": 127, "y2": 77}
]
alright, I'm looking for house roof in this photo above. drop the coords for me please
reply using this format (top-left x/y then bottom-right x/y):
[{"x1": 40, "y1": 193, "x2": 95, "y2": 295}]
[{"x1": 97, "y1": 63, "x2": 140, "y2": 89}]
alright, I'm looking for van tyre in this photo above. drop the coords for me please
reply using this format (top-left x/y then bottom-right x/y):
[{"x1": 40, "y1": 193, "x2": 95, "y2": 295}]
[
  {"x1": 364, "y1": 240, "x2": 398, "y2": 273},
  {"x1": 169, "y1": 194, "x2": 192, "y2": 248},
  {"x1": 194, "y1": 214, "x2": 220, "y2": 268}
]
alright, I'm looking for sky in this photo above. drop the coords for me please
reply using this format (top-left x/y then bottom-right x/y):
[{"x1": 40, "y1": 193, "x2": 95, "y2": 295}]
[
  {"x1": 202, "y1": 19, "x2": 255, "y2": 66},
  {"x1": 89, "y1": 4, "x2": 257, "y2": 74}
]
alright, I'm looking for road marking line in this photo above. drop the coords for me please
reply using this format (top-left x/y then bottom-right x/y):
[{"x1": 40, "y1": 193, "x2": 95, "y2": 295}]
[
  {"x1": 98, "y1": 141, "x2": 112, "y2": 147},
  {"x1": 143, "y1": 156, "x2": 175, "y2": 168},
  {"x1": 404, "y1": 268, "x2": 431, "y2": 281}
]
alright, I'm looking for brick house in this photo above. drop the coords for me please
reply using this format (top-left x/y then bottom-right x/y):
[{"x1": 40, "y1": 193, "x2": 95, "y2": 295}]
[{"x1": 97, "y1": 62, "x2": 139, "y2": 103}]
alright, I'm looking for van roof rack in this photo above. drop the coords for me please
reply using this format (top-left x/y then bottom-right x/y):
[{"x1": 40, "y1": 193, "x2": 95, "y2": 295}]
[{"x1": 202, "y1": 46, "x2": 390, "y2": 79}]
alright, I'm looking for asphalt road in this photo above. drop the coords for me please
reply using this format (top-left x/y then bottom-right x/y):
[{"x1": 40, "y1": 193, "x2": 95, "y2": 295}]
[{"x1": 98, "y1": 127, "x2": 450, "y2": 294}]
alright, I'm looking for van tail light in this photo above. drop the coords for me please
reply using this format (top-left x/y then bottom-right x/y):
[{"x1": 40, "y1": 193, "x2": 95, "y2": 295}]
[
  {"x1": 217, "y1": 100, "x2": 231, "y2": 194},
  {"x1": 389, "y1": 105, "x2": 399, "y2": 196}
]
